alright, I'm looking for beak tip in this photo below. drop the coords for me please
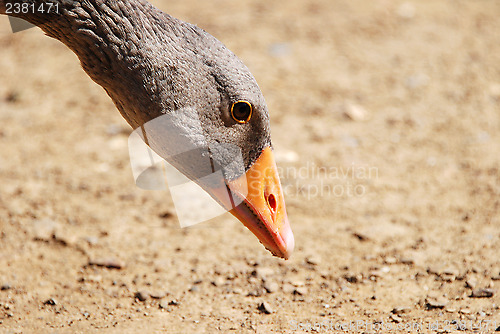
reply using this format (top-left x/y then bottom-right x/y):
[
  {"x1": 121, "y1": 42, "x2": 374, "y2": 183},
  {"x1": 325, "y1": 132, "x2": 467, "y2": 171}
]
[
  {"x1": 283, "y1": 230, "x2": 295, "y2": 260},
  {"x1": 279, "y1": 222, "x2": 295, "y2": 260}
]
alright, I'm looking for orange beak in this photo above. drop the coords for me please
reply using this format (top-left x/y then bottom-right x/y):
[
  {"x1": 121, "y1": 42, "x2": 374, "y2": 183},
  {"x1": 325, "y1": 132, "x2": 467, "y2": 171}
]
[{"x1": 210, "y1": 147, "x2": 294, "y2": 259}]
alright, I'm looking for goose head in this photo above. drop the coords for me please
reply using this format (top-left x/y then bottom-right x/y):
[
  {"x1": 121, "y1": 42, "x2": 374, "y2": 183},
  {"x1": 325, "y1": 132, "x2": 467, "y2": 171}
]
[
  {"x1": 136, "y1": 18, "x2": 295, "y2": 259},
  {"x1": 1, "y1": 0, "x2": 294, "y2": 259}
]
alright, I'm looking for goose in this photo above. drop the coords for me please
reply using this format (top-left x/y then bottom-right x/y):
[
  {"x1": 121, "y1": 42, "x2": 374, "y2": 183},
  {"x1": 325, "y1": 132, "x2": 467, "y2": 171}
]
[{"x1": 0, "y1": 0, "x2": 294, "y2": 259}]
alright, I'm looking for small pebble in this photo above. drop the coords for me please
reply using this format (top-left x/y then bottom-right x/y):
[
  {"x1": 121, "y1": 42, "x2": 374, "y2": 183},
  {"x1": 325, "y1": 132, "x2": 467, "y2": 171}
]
[
  {"x1": 343, "y1": 103, "x2": 368, "y2": 122},
  {"x1": 43, "y1": 298, "x2": 57, "y2": 306},
  {"x1": 442, "y1": 267, "x2": 459, "y2": 277},
  {"x1": 427, "y1": 265, "x2": 443, "y2": 276},
  {"x1": 149, "y1": 291, "x2": 167, "y2": 299},
  {"x1": 85, "y1": 236, "x2": 99, "y2": 246},
  {"x1": 53, "y1": 231, "x2": 77, "y2": 246},
  {"x1": 466, "y1": 278, "x2": 477, "y2": 289},
  {"x1": 134, "y1": 291, "x2": 149, "y2": 302},
  {"x1": 159, "y1": 301, "x2": 170, "y2": 310},
  {"x1": 305, "y1": 256, "x2": 320, "y2": 266},
  {"x1": 258, "y1": 302, "x2": 273, "y2": 314},
  {"x1": 344, "y1": 273, "x2": 361, "y2": 283},
  {"x1": 470, "y1": 288, "x2": 495, "y2": 298},
  {"x1": 88, "y1": 258, "x2": 125, "y2": 269},
  {"x1": 400, "y1": 257, "x2": 415, "y2": 265},
  {"x1": 353, "y1": 232, "x2": 370, "y2": 241},
  {"x1": 293, "y1": 287, "x2": 308, "y2": 296},
  {"x1": 391, "y1": 306, "x2": 410, "y2": 315},
  {"x1": 390, "y1": 314, "x2": 402, "y2": 323},
  {"x1": 369, "y1": 270, "x2": 384, "y2": 279},
  {"x1": 211, "y1": 277, "x2": 226, "y2": 287},
  {"x1": 168, "y1": 299, "x2": 180, "y2": 306},
  {"x1": 32, "y1": 219, "x2": 58, "y2": 241},
  {"x1": 459, "y1": 308, "x2": 471, "y2": 315},
  {"x1": 263, "y1": 282, "x2": 279, "y2": 293},
  {"x1": 84, "y1": 275, "x2": 102, "y2": 283},
  {"x1": 425, "y1": 296, "x2": 448, "y2": 309},
  {"x1": 247, "y1": 289, "x2": 264, "y2": 297},
  {"x1": 282, "y1": 284, "x2": 295, "y2": 294},
  {"x1": 1, "y1": 283, "x2": 11, "y2": 291},
  {"x1": 254, "y1": 267, "x2": 275, "y2": 278},
  {"x1": 291, "y1": 280, "x2": 305, "y2": 287}
]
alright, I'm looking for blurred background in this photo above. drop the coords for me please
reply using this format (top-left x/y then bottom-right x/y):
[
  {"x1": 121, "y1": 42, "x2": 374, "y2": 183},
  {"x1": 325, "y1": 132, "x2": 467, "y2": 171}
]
[{"x1": 0, "y1": 0, "x2": 499, "y2": 332}]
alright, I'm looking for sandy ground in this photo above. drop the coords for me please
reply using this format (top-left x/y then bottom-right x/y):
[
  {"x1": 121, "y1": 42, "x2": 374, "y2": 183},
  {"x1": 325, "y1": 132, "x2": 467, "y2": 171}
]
[{"x1": 0, "y1": 0, "x2": 499, "y2": 333}]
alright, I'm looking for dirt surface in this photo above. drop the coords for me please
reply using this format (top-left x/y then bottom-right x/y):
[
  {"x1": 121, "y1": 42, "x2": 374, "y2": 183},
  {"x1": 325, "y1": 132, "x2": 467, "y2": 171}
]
[{"x1": 0, "y1": 0, "x2": 499, "y2": 333}]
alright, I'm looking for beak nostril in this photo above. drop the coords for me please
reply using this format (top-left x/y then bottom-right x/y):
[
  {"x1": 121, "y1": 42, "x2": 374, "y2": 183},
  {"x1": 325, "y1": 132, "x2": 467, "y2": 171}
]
[{"x1": 267, "y1": 193, "x2": 277, "y2": 213}]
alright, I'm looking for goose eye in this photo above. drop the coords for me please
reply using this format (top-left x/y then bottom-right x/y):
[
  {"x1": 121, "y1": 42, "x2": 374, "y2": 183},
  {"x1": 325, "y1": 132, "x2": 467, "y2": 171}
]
[{"x1": 231, "y1": 101, "x2": 252, "y2": 123}]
